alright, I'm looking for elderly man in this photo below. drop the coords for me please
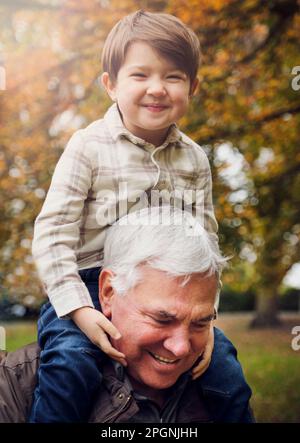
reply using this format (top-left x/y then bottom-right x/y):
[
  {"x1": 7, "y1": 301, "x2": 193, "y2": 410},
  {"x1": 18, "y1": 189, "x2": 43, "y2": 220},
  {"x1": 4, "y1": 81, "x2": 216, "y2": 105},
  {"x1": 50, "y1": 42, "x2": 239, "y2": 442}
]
[{"x1": 0, "y1": 207, "x2": 253, "y2": 423}]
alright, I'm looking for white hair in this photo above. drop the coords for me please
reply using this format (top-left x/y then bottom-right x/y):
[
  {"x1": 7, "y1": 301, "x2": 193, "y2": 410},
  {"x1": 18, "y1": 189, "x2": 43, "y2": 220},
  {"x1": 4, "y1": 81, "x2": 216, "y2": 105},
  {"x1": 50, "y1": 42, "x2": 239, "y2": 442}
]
[{"x1": 103, "y1": 207, "x2": 227, "y2": 306}]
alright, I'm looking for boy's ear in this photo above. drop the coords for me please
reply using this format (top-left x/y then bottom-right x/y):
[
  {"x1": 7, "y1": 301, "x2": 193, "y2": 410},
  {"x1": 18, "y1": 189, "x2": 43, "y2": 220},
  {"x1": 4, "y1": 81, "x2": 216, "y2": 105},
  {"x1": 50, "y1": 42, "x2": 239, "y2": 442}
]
[
  {"x1": 98, "y1": 268, "x2": 116, "y2": 318},
  {"x1": 101, "y1": 72, "x2": 117, "y2": 101},
  {"x1": 190, "y1": 77, "x2": 199, "y2": 97}
]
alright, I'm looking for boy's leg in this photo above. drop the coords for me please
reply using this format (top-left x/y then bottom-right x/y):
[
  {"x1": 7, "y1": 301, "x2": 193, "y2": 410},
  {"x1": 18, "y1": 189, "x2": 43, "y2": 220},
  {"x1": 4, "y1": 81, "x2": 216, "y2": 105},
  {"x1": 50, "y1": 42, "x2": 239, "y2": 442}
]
[{"x1": 29, "y1": 267, "x2": 103, "y2": 423}]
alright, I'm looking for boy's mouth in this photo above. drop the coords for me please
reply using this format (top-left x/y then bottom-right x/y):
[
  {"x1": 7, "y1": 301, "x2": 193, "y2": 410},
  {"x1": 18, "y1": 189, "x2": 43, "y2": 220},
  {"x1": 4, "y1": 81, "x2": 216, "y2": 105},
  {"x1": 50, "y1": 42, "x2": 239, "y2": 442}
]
[{"x1": 143, "y1": 104, "x2": 169, "y2": 112}]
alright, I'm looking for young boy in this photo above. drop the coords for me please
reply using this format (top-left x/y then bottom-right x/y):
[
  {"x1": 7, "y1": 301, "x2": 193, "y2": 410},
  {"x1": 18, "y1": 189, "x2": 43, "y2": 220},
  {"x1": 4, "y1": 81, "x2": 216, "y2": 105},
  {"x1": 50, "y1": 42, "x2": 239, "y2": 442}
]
[{"x1": 29, "y1": 10, "x2": 219, "y2": 422}]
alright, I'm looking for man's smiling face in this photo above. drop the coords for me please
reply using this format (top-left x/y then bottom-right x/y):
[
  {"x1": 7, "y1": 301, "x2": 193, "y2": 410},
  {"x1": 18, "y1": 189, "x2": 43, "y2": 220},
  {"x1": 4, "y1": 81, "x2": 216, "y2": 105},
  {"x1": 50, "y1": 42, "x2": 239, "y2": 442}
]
[{"x1": 100, "y1": 266, "x2": 217, "y2": 393}]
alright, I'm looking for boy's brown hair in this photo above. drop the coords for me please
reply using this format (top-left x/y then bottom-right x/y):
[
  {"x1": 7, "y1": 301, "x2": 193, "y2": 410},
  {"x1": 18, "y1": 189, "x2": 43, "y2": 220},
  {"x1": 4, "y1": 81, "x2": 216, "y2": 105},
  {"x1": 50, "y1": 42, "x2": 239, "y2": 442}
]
[{"x1": 101, "y1": 10, "x2": 201, "y2": 86}]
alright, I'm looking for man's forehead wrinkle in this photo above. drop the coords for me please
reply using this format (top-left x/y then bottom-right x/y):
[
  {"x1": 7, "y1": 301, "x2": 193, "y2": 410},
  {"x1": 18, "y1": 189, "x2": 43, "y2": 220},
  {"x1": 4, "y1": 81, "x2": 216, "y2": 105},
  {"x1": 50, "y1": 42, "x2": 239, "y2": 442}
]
[
  {"x1": 143, "y1": 307, "x2": 176, "y2": 319},
  {"x1": 157, "y1": 310, "x2": 177, "y2": 319}
]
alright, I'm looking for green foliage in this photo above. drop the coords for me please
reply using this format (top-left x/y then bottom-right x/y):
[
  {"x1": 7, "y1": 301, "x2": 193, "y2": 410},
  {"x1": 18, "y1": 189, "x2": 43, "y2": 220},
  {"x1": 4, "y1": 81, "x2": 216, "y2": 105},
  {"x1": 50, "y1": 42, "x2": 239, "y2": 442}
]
[
  {"x1": 0, "y1": 1, "x2": 299, "y2": 323},
  {"x1": 169, "y1": 0, "x2": 300, "y2": 323},
  {"x1": 217, "y1": 312, "x2": 300, "y2": 422},
  {"x1": 242, "y1": 351, "x2": 300, "y2": 422},
  {"x1": 219, "y1": 286, "x2": 300, "y2": 312},
  {"x1": 219, "y1": 288, "x2": 255, "y2": 312},
  {"x1": 4, "y1": 321, "x2": 37, "y2": 352}
]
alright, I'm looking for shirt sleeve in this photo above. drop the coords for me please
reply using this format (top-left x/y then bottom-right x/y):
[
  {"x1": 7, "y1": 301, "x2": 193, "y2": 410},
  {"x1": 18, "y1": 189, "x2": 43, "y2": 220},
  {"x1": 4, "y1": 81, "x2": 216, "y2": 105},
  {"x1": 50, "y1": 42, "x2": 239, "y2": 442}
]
[
  {"x1": 192, "y1": 148, "x2": 222, "y2": 300},
  {"x1": 32, "y1": 130, "x2": 94, "y2": 318},
  {"x1": 193, "y1": 149, "x2": 218, "y2": 241}
]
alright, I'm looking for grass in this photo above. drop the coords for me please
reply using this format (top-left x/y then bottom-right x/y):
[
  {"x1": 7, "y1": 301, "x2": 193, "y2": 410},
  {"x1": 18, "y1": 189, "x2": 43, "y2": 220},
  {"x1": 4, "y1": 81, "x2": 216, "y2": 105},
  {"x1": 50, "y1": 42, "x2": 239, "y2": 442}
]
[
  {"x1": 1, "y1": 312, "x2": 300, "y2": 422},
  {"x1": 2, "y1": 321, "x2": 37, "y2": 352},
  {"x1": 215, "y1": 312, "x2": 300, "y2": 423}
]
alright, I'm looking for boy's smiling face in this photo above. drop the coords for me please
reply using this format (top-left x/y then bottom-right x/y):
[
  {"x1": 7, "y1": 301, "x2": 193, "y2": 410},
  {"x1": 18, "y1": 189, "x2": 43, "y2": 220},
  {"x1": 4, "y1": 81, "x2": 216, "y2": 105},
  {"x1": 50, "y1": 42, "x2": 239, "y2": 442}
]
[{"x1": 102, "y1": 41, "x2": 198, "y2": 146}]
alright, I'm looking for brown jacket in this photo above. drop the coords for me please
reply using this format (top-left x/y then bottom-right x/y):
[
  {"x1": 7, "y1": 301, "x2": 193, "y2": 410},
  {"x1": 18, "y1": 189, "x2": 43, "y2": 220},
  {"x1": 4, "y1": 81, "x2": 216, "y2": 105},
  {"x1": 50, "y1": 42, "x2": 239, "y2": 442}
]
[
  {"x1": 0, "y1": 343, "x2": 211, "y2": 423},
  {"x1": 0, "y1": 343, "x2": 38, "y2": 422},
  {"x1": 0, "y1": 340, "x2": 254, "y2": 423}
]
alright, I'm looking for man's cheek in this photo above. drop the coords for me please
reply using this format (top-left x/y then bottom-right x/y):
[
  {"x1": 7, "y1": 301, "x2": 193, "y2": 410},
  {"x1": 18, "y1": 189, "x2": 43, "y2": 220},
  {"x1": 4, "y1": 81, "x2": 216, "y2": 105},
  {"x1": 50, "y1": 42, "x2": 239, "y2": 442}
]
[
  {"x1": 110, "y1": 337, "x2": 119, "y2": 351},
  {"x1": 116, "y1": 334, "x2": 137, "y2": 357}
]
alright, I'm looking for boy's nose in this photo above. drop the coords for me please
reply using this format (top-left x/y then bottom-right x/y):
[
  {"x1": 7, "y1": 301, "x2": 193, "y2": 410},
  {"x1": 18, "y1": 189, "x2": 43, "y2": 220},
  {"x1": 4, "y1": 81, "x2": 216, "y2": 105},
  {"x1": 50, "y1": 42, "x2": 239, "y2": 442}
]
[{"x1": 146, "y1": 79, "x2": 167, "y2": 97}]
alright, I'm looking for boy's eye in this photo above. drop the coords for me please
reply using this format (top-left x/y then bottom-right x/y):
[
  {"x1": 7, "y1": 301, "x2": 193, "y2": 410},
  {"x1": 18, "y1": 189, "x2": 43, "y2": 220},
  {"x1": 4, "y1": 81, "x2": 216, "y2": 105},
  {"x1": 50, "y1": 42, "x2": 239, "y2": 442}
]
[
  {"x1": 131, "y1": 73, "x2": 146, "y2": 78},
  {"x1": 167, "y1": 75, "x2": 183, "y2": 80}
]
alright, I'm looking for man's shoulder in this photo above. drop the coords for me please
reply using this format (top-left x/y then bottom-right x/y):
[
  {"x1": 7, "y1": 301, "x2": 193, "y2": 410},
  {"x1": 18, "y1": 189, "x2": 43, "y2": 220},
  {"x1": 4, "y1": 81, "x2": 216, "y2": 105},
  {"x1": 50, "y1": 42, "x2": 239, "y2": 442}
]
[
  {"x1": 0, "y1": 343, "x2": 40, "y2": 423},
  {"x1": 0, "y1": 342, "x2": 40, "y2": 368}
]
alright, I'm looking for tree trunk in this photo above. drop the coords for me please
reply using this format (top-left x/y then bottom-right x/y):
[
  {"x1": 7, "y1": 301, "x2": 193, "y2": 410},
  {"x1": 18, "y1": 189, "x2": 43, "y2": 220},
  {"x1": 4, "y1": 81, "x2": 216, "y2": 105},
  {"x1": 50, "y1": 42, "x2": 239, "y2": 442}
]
[{"x1": 250, "y1": 288, "x2": 281, "y2": 328}]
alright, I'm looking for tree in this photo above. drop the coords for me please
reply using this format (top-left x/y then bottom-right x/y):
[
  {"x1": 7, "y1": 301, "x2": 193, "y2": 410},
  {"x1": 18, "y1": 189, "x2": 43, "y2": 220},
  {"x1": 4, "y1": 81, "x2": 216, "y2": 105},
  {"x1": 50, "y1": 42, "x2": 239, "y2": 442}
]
[
  {"x1": 1, "y1": 0, "x2": 300, "y2": 327},
  {"x1": 0, "y1": 0, "x2": 143, "y2": 305},
  {"x1": 169, "y1": 0, "x2": 300, "y2": 326}
]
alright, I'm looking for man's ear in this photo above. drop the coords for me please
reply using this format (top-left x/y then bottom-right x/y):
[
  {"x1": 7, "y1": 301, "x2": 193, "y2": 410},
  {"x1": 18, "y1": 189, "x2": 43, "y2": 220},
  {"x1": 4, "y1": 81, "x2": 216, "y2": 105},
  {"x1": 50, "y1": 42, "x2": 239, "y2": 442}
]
[
  {"x1": 101, "y1": 72, "x2": 117, "y2": 101},
  {"x1": 98, "y1": 268, "x2": 116, "y2": 318},
  {"x1": 189, "y1": 77, "x2": 199, "y2": 97}
]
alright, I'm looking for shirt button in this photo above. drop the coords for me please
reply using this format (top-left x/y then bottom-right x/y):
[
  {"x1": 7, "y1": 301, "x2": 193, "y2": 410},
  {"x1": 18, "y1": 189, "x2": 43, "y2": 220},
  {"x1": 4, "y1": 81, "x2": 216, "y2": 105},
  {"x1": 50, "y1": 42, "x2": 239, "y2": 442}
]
[{"x1": 118, "y1": 393, "x2": 125, "y2": 400}]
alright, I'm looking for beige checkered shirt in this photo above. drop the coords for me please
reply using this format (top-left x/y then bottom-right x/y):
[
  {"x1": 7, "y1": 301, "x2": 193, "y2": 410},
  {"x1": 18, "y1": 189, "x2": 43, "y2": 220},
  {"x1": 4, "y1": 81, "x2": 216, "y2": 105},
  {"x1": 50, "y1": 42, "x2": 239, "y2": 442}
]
[{"x1": 32, "y1": 104, "x2": 218, "y2": 317}]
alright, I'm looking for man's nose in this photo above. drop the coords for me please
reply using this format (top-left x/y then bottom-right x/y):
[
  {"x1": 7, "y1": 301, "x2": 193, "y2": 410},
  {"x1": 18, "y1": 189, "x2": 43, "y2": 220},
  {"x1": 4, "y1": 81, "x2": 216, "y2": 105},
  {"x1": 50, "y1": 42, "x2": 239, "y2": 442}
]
[{"x1": 163, "y1": 329, "x2": 191, "y2": 358}]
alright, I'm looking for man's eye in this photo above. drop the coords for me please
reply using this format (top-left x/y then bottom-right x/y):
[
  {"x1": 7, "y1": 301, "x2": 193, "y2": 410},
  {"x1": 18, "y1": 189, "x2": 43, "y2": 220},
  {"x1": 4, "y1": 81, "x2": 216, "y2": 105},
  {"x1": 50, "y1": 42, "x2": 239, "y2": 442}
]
[
  {"x1": 193, "y1": 323, "x2": 209, "y2": 330},
  {"x1": 153, "y1": 318, "x2": 170, "y2": 325}
]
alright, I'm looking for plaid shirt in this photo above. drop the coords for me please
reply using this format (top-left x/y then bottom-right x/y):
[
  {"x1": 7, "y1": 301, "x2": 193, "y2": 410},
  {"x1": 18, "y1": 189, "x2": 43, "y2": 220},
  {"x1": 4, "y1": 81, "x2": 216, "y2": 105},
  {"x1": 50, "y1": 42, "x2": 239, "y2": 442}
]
[{"x1": 32, "y1": 104, "x2": 218, "y2": 317}]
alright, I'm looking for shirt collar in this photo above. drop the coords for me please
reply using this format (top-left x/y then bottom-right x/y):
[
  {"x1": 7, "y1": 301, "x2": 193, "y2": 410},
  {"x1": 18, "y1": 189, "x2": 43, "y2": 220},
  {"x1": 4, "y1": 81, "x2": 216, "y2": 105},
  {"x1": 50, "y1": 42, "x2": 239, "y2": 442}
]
[
  {"x1": 112, "y1": 360, "x2": 192, "y2": 399},
  {"x1": 103, "y1": 103, "x2": 182, "y2": 149}
]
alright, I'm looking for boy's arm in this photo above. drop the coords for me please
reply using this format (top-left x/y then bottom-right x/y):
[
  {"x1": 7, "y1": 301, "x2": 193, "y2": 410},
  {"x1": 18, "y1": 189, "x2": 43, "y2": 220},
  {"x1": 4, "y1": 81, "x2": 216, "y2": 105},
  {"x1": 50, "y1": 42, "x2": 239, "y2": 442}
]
[
  {"x1": 70, "y1": 307, "x2": 126, "y2": 366},
  {"x1": 191, "y1": 145, "x2": 219, "y2": 379},
  {"x1": 32, "y1": 130, "x2": 94, "y2": 318}
]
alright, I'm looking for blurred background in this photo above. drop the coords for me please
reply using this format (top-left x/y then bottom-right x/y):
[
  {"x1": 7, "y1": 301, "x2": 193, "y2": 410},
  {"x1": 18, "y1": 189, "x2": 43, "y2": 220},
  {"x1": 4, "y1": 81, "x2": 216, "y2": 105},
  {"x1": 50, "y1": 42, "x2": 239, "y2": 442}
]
[{"x1": 0, "y1": 0, "x2": 299, "y2": 422}]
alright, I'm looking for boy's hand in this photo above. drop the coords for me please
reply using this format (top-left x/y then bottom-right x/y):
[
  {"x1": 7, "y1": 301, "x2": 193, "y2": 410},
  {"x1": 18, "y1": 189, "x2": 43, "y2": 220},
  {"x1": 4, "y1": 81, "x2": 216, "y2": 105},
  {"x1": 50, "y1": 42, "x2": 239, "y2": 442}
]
[
  {"x1": 192, "y1": 322, "x2": 214, "y2": 380},
  {"x1": 70, "y1": 306, "x2": 127, "y2": 366}
]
